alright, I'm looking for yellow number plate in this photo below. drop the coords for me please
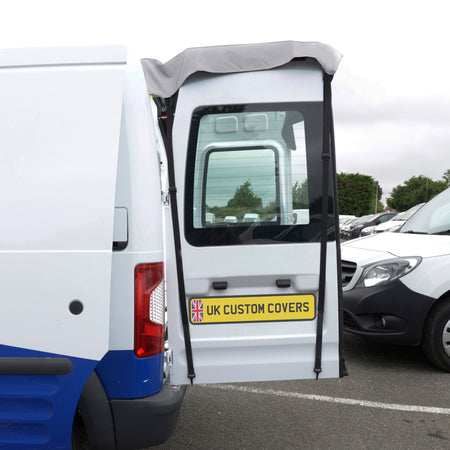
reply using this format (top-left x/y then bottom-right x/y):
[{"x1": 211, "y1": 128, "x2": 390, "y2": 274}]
[{"x1": 189, "y1": 294, "x2": 315, "y2": 324}]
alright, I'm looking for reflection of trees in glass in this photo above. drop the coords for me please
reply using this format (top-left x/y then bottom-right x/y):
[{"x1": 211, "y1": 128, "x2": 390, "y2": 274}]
[
  {"x1": 261, "y1": 201, "x2": 277, "y2": 215},
  {"x1": 292, "y1": 180, "x2": 308, "y2": 209},
  {"x1": 227, "y1": 180, "x2": 262, "y2": 208},
  {"x1": 206, "y1": 180, "x2": 267, "y2": 221}
]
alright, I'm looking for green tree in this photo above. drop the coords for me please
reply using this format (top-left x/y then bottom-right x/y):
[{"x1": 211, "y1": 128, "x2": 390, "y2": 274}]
[
  {"x1": 387, "y1": 175, "x2": 447, "y2": 211},
  {"x1": 442, "y1": 169, "x2": 450, "y2": 187},
  {"x1": 337, "y1": 173, "x2": 382, "y2": 216},
  {"x1": 227, "y1": 180, "x2": 262, "y2": 208}
]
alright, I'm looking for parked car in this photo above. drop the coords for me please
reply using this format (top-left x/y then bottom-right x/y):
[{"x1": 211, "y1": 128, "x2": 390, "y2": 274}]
[
  {"x1": 339, "y1": 215, "x2": 356, "y2": 225},
  {"x1": 340, "y1": 216, "x2": 367, "y2": 240},
  {"x1": 371, "y1": 203, "x2": 425, "y2": 234},
  {"x1": 354, "y1": 212, "x2": 397, "y2": 239},
  {"x1": 341, "y1": 187, "x2": 450, "y2": 371}
]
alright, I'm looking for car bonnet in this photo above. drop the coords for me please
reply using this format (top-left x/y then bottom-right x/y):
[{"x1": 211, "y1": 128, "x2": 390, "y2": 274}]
[{"x1": 342, "y1": 232, "x2": 450, "y2": 259}]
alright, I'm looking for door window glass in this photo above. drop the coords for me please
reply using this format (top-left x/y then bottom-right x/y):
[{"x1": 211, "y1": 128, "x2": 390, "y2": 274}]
[
  {"x1": 204, "y1": 148, "x2": 277, "y2": 226},
  {"x1": 185, "y1": 103, "x2": 333, "y2": 246}
]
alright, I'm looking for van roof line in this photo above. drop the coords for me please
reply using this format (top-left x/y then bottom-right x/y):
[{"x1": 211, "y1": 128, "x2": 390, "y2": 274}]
[{"x1": 0, "y1": 45, "x2": 127, "y2": 69}]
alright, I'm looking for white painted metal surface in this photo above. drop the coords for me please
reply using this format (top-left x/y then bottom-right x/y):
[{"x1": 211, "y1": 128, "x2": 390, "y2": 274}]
[
  {"x1": 109, "y1": 64, "x2": 165, "y2": 350},
  {"x1": 0, "y1": 47, "x2": 125, "y2": 360},
  {"x1": 167, "y1": 62, "x2": 341, "y2": 384}
]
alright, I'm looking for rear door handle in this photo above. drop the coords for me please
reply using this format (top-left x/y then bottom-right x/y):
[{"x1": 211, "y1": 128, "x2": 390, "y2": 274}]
[
  {"x1": 276, "y1": 279, "x2": 291, "y2": 288},
  {"x1": 212, "y1": 281, "x2": 228, "y2": 290}
]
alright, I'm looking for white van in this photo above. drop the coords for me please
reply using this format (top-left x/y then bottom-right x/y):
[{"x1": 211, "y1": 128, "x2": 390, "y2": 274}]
[
  {"x1": 243, "y1": 213, "x2": 261, "y2": 223},
  {"x1": 205, "y1": 212, "x2": 216, "y2": 224},
  {"x1": 341, "y1": 188, "x2": 450, "y2": 371},
  {"x1": 0, "y1": 41, "x2": 344, "y2": 449}
]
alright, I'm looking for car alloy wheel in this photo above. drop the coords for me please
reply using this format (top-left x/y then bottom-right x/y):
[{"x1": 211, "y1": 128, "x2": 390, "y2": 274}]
[
  {"x1": 423, "y1": 299, "x2": 450, "y2": 372},
  {"x1": 442, "y1": 317, "x2": 450, "y2": 358}
]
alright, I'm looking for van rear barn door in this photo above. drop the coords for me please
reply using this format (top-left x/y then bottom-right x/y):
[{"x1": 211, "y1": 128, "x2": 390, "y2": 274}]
[{"x1": 143, "y1": 42, "x2": 343, "y2": 385}]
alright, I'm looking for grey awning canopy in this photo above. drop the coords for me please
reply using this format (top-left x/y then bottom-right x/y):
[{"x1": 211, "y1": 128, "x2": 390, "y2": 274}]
[{"x1": 141, "y1": 41, "x2": 342, "y2": 98}]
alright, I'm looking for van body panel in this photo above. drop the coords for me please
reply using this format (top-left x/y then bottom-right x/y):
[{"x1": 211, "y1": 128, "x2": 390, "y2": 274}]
[
  {"x1": 109, "y1": 64, "x2": 164, "y2": 352},
  {"x1": 0, "y1": 54, "x2": 125, "y2": 360},
  {"x1": 0, "y1": 343, "x2": 97, "y2": 449},
  {"x1": 0, "y1": 48, "x2": 124, "y2": 449}
]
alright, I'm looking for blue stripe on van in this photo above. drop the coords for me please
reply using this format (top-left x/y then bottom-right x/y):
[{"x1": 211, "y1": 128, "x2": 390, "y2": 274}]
[
  {"x1": 95, "y1": 350, "x2": 164, "y2": 399},
  {"x1": 0, "y1": 344, "x2": 96, "y2": 449}
]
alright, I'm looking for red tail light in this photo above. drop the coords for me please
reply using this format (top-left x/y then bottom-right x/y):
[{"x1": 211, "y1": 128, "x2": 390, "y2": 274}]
[{"x1": 134, "y1": 262, "x2": 165, "y2": 358}]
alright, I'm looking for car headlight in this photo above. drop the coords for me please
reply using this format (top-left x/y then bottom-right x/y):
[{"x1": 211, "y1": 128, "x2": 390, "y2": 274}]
[
  {"x1": 356, "y1": 257, "x2": 422, "y2": 288},
  {"x1": 361, "y1": 226, "x2": 376, "y2": 236},
  {"x1": 386, "y1": 224, "x2": 402, "y2": 232}
]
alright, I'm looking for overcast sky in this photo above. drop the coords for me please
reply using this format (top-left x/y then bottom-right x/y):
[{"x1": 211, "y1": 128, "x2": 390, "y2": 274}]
[{"x1": 2, "y1": 0, "x2": 449, "y2": 205}]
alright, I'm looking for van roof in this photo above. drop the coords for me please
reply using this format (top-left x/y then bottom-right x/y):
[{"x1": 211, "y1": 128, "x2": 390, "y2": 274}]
[
  {"x1": 0, "y1": 45, "x2": 126, "y2": 68},
  {"x1": 141, "y1": 41, "x2": 342, "y2": 98}
]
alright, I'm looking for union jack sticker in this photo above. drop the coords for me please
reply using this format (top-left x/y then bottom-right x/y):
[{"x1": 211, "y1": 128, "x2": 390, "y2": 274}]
[{"x1": 191, "y1": 299, "x2": 203, "y2": 323}]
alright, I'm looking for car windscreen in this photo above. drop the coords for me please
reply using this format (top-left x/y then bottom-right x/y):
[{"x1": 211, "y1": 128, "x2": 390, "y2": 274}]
[{"x1": 401, "y1": 189, "x2": 450, "y2": 235}]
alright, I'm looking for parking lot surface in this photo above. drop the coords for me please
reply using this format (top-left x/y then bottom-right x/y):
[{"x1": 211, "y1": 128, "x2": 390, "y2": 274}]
[{"x1": 156, "y1": 333, "x2": 449, "y2": 449}]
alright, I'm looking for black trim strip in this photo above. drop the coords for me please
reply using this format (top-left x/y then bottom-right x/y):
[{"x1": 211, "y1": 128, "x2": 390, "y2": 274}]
[{"x1": 0, "y1": 357, "x2": 73, "y2": 375}]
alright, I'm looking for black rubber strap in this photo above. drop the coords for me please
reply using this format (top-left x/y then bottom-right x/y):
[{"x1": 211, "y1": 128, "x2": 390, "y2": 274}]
[
  {"x1": 330, "y1": 109, "x2": 348, "y2": 378},
  {"x1": 154, "y1": 95, "x2": 196, "y2": 384},
  {"x1": 314, "y1": 73, "x2": 333, "y2": 379}
]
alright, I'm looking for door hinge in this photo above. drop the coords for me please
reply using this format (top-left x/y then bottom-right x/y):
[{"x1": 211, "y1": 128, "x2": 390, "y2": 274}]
[
  {"x1": 161, "y1": 191, "x2": 169, "y2": 206},
  {"x1": 163, "y1": 347, "x2": 173, "y2": 381},
  {"x1": 164, "y1": 348, "x2": 173, "y2": 367}
]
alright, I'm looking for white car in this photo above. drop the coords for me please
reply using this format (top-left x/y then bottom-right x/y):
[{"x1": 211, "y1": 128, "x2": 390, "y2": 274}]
[
  {"x1": 339, "y1": 215, "x2": 356, "y2": 225},
  {"x1": 370, "y1": 203, "x2": 425, "y2": 234},
  {"x1": 341, "y1": 188, "x2": 450, "y2": 371}
]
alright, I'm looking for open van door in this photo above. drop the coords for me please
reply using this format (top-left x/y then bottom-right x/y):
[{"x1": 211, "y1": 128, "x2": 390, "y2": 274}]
[{"x1": 142, "y1": 42, "x2": 345, "y2": 385}]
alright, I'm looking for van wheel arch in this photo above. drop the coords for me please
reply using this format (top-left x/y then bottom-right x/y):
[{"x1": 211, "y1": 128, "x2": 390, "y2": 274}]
[
  {"x1": 72, "y1": 370, "x2": 117, "y2": 449},
  {"x1": 422, "y1": 294, "x2": 450, "y2": 372}
]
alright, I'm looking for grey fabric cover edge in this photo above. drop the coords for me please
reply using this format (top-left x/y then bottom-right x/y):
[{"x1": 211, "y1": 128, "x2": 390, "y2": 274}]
[{"x1": 141, "y1": 41, "x2": 342, "y2": 98}]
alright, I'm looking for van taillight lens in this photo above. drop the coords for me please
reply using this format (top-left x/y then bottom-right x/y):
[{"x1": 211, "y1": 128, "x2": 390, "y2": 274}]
[{"x1": 134, "y1": 262, "x2": 165, "y2": 358}]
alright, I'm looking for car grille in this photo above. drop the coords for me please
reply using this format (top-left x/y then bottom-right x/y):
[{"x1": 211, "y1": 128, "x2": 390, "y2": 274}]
[
  {"x1": 343, "y1": 310, "x2": 361, "y2": 331},
  {"x1": 341, "y1": 260, "x2": 357, "y2": 287}
]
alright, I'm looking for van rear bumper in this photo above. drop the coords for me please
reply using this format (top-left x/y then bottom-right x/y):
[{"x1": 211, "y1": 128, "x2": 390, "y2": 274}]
[{"x1": 110, "y1": 383, "x2": 186, "y2": 449}]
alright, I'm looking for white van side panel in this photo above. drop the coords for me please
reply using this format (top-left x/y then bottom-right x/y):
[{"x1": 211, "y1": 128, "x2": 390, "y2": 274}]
[
  {"x1": 109, "y1": 65, "x2": 165, "y2": 350},
  {"x1": 0, "y1": 52, "x2": 125, "y2": 360}
]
